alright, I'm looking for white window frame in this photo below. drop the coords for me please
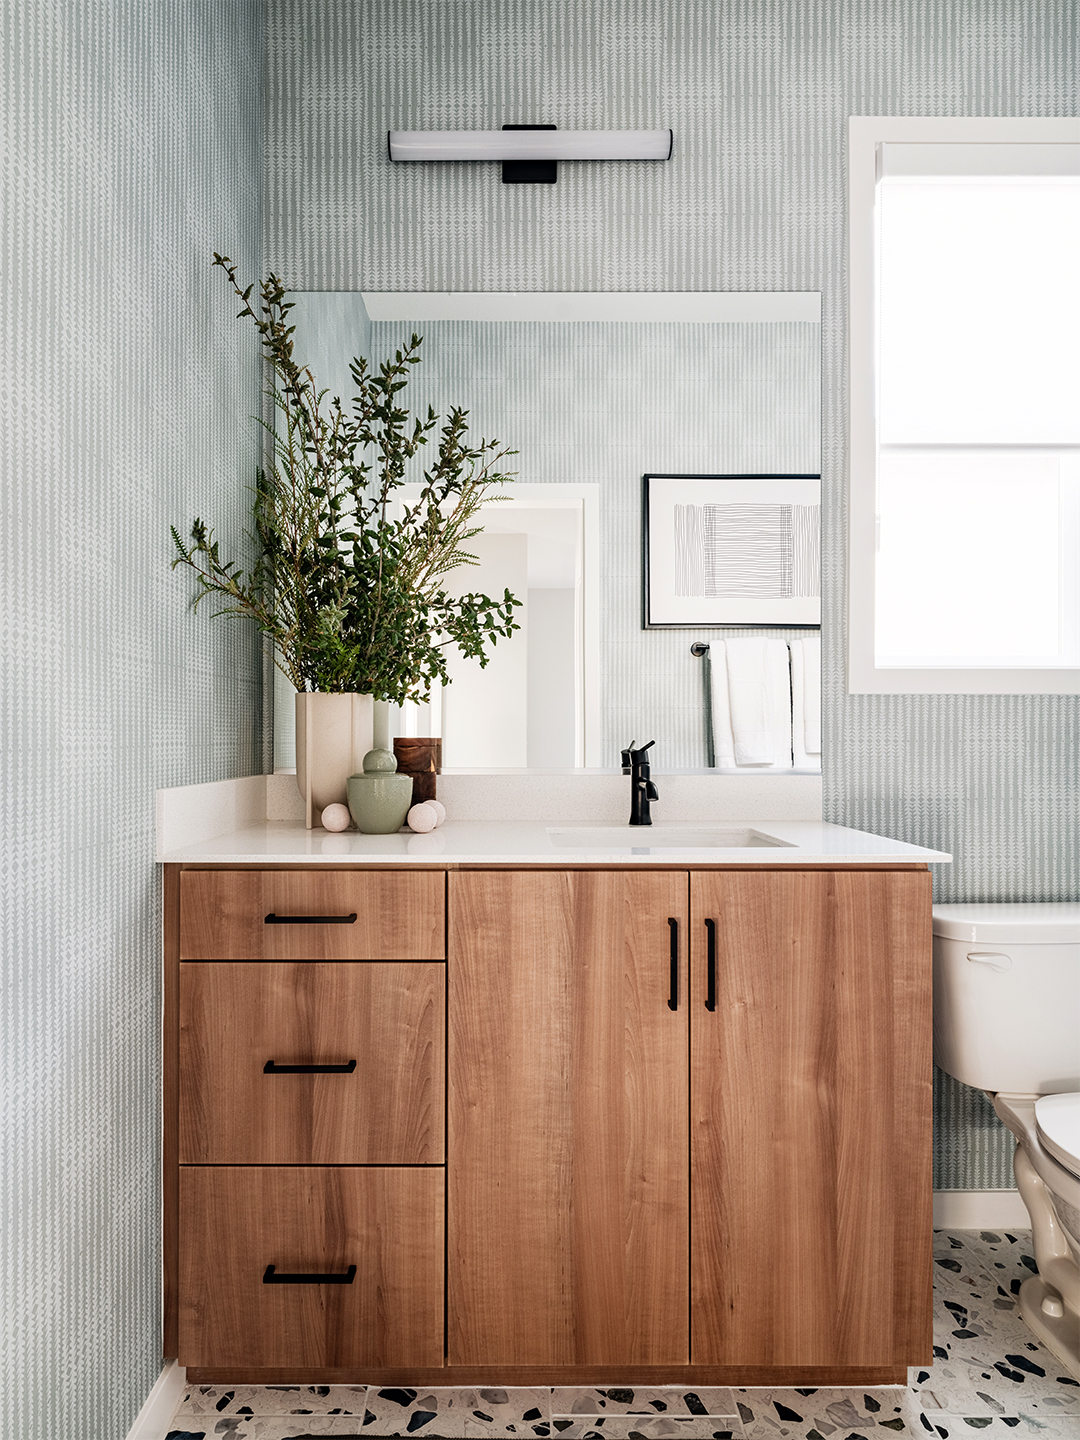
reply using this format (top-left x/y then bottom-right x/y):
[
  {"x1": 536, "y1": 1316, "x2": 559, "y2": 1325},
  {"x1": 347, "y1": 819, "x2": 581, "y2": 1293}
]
[{"x1": 847, "y1": 115, "x2": 1080, "y2": 695}]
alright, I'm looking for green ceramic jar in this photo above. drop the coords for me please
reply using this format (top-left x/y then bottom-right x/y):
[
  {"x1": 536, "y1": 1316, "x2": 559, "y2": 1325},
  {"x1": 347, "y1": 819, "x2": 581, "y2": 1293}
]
[{"x1": 346, "y1": 749, "x2": 414, "y2": 834}]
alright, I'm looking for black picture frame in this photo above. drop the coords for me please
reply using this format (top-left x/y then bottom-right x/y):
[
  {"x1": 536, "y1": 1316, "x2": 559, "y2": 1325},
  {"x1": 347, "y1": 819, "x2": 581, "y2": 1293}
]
[{"x1": 642, "y1": 472, "x2": 822, "y2": 630}]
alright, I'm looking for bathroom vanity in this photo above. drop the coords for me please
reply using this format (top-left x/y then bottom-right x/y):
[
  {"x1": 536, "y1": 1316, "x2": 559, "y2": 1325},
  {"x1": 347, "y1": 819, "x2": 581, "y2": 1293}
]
[{"x1": 161, "y1": 808, "x2": 948, "y2": 1388}]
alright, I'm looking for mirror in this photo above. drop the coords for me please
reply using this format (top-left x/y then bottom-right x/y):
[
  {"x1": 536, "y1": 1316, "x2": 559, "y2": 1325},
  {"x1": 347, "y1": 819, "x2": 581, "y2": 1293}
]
[{"x1": 276, "y1": 292, "x2": 821, "y2": 772}]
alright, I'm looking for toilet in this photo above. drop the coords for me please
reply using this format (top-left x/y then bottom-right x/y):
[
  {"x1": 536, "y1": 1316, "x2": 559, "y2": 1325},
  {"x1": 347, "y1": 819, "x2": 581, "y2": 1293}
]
[{"x1": 933, "y1": 901, "x2": 1080, "y2": 1379}]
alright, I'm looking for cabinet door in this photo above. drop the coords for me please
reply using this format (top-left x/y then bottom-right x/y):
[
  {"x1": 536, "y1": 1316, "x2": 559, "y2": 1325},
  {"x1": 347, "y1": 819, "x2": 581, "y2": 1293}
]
[
  {"x1": 179, "y1": 962, "x2": 444, "y2": 1164},
  {"x1": 449, "y1": 870, "x2": 689, "y2": 1366},
  {"x1": 690, "y1": 869, "x2": 933, "y2": 1367}
]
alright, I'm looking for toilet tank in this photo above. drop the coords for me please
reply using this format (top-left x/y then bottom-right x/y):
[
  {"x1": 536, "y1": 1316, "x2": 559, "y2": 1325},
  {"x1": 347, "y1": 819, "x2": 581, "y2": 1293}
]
[{"x1": 933, "y1": 902, "x2": 1080, "y2": 1095}]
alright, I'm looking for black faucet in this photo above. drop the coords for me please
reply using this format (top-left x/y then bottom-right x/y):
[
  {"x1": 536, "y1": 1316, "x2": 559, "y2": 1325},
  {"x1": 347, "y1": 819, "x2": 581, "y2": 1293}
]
[{"x1": 621, "y1": 740, "x2": 659, "y2": 826}]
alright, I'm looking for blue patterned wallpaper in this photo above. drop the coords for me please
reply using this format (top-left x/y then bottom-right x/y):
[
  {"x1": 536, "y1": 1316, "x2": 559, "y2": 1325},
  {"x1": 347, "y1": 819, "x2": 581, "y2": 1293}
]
[
  {"x1": 1, "y1": 4, "x2": 264, "y2": 1437},
  {"x1": 265, "y1": 0, "x2": 1078, "y2": 1191}
]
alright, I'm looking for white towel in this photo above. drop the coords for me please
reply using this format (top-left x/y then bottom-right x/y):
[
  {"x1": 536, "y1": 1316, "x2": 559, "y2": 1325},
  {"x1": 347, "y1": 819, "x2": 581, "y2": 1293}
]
[
  {"x1": 709, "y1": 639, "x2": 793, "y2": 769},
  {"x1": 708, "y1": 643, "x2": 736, "y2": 768},
  {"x1": 790, "y1": 636, "x2": 821, "y2": 769}
]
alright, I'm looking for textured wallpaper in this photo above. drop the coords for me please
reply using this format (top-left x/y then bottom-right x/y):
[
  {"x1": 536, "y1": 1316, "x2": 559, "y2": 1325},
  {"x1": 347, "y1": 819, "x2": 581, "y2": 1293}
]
[
  {"x1": 1, "y1": 4, "x2": 264, "y2": 1438},
  {"x1": 265, "y1": 0, "x2": 1078, "y2": 1191}
]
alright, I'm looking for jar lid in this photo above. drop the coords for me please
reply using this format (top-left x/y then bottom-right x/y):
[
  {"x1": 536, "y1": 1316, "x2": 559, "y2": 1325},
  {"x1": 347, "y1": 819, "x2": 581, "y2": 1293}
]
[{"x1": 361, "y1": 748, "x2": 398, "y2": 775}]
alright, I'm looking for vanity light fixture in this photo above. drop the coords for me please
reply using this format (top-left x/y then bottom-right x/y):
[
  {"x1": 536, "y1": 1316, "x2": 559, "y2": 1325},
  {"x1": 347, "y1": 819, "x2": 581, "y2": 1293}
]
[{"x1": 388, "y1": 125, "x2": 674, "y2": 184}]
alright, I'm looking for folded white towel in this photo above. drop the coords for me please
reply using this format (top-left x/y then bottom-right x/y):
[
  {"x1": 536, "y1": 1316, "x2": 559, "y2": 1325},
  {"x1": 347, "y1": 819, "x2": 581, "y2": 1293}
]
[
  {"x1": 790, "y1": 636, "x2": 821, "y2": 769},
  {"x1": 709, "y1": 639, "x2": 792, "y2": 769}
]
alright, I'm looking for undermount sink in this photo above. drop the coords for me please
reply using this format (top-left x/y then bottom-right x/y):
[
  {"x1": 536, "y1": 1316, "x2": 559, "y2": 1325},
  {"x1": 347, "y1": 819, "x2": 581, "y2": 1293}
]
[{"x1": 546, "y1": 827, "x2": 792, "y2": 850}]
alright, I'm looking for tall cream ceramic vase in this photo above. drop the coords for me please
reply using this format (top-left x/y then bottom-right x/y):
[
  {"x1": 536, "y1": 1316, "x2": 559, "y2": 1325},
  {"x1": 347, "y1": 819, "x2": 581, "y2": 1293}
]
[{"x1": 295, "y1": 693, "x2": 374, "y2": 829}]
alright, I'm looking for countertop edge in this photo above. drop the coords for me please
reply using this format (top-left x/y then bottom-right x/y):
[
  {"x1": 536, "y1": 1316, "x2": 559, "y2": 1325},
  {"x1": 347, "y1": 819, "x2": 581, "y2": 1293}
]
[{"x1": 160, "y1": 850, "x2": 952, "y2": 866}]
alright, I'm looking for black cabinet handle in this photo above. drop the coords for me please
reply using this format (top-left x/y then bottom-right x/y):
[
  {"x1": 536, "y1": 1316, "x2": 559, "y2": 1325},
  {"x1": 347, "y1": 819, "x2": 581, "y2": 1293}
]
[
  {"x1": 668, "y1": 917, "x2": 679, "y2": 1011},
  {"x1": 704, "y1": 918, "x2": 717, "y2": 1011},
  {"x1": 263, "y1": 1060, "x2": 357, "y2": 1074},
  {"x1": 263, "y1": 1264, "x2": 356, "y2": 1285},
  {"x1": 264, "y1": 912, "x2": 357, "y2": 925}
]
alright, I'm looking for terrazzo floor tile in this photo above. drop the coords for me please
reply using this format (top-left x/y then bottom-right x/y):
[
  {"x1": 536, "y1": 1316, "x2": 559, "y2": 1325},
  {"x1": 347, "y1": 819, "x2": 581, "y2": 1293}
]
[
  {"x1": 550, "y1": 1390, "x2": 738, "y2": 1418},
  {"x1": 733, "y1": 1385, "x2": 914, "y2": 1440},
  {"x1": 168, "y1": 1419, "x2": 371, "y2": 1439},
  {"x1": 910, "y1": 1232, "x2": 1079, "y2": 1420},
  {"x1": 360, "y1": 1385, "x2": 474, "y2": 1436},
  {"x1": 458, "y1": 1385, "x2": 552, "y2": 1436},
  {"x1": 549, "y1": 1417, "x2": 742, "y2": 1439},
  {"x1": 914, "y1": 1417, "x2": 1080, "y2": 1438},
  {"x1": 177, "y1": 1386, "x2": 370, "y2": 1418}
]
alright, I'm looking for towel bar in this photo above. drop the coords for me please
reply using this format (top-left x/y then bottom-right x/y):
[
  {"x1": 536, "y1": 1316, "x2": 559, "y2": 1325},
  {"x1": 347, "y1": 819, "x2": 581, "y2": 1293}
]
[{"x1": 690, "y1": 642, "x2": 715, "y2": 766}]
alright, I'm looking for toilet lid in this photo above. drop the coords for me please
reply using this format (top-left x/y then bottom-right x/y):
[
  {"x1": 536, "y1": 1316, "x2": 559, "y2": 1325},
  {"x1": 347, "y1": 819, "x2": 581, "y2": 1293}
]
[
  {"x1": 932, "y1": 902, "x2": 1080, "y2": 944},
  {"x1": 1035, "y1": 1093, "x2": 1080, "y2": 1178}
]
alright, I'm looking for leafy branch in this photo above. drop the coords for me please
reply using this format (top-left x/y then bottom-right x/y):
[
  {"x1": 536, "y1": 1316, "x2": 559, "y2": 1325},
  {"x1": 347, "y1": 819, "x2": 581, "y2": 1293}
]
[{"x1": 171, "y1": 257, "x2": 521, "y2": 704}]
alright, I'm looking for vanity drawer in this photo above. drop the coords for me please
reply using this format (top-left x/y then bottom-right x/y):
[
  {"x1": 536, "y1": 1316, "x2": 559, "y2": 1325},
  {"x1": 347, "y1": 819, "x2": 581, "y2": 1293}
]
[
  {"x1": 179, "y1": 870, "x2": 445, "y2": 960},
  {"x1": 178, "y1": 1165, "x2": 444, "y2": 1369},
  {"x1": 179, "y1": 962, "x2": 445, "y2": 1164}
]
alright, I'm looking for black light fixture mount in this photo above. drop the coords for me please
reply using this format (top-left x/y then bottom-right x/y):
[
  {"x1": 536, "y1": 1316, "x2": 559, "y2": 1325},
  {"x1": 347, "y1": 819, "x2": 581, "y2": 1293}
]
[{"x1": 501, "y1": 124, "x2": 558, "y2": 184}]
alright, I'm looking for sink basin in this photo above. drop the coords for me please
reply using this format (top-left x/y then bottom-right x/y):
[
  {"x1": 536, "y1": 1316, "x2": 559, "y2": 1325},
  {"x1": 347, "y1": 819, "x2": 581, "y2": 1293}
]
[{"x1": 546, "y1": 827, "x2": 791, "y2": 850}]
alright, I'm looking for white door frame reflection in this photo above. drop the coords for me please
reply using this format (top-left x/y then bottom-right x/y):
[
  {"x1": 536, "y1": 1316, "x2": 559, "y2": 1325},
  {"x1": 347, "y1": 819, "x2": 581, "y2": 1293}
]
[{"x1": 377, "y1": 483, "x2": 600, "y2": 769}]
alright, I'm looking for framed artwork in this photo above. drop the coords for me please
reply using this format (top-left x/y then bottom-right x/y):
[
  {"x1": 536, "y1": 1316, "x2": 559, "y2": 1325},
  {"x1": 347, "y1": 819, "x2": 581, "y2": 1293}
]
[{"x1": 643, "y1": 473, "x2": 821, "y2": 628}]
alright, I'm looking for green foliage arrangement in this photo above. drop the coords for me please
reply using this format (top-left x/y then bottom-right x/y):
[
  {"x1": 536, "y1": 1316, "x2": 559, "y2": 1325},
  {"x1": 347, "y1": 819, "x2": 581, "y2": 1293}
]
[{"x1": 171, "y1": 255, "x2": 521, "y2": 705}]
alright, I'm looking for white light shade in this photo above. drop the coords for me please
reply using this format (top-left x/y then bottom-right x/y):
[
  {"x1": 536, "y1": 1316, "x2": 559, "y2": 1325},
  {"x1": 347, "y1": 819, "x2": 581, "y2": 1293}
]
[{"x1": 388, "y1": 129, "x2": 673, "y2": 162}]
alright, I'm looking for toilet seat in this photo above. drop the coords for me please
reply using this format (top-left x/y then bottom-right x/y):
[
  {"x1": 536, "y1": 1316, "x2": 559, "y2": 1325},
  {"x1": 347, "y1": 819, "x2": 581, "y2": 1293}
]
[{"x1": 1036, "y1": 1092, "x2": 1080, "y2": 1180}]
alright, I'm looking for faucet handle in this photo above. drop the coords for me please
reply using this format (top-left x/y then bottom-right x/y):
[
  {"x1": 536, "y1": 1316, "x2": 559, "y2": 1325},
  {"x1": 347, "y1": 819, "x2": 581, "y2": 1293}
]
[
  {"x1": 624, "y1": 739, "x2": 655, "y2": 763},
  {"x1": 622, "y1": 740, "x2": 656, "y2": 775}
]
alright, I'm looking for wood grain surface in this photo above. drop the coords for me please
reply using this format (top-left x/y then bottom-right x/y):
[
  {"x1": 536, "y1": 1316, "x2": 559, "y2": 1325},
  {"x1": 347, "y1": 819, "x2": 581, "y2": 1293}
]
[
  {"x1": 448, "y1": 869, "x2": 690, "y2": 1367},
  {"x1": 689, "y1": 869, "x2": 933, "y2": 1367},
  {"x1": 179, "y1": 870, "x2": 445, "y2": 960},
  {"x1": 178, "y1": 1166, "x2": 444, "y2": 1369},
  {"x1": 184, "y1": 1364, "x2": 909, "y2": 1385},
  {"x1": 179, "y1": 962, "x2": 445, "y2": 1164},
  {"x1": 162, "y1": 864, "x2": 181, "y2": 1357}
]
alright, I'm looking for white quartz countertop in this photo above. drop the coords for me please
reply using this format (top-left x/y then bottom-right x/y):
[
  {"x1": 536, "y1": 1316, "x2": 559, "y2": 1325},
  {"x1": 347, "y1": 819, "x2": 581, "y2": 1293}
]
[{"x1": 159, "y1": 818, "x2": 951, "y2": 866}]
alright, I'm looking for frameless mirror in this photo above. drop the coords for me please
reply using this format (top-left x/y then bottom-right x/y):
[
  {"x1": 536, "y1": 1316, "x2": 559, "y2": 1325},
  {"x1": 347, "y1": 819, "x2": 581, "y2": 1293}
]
[{"x1": 276, "y1": 292, "x2": 821, "y2": 772}]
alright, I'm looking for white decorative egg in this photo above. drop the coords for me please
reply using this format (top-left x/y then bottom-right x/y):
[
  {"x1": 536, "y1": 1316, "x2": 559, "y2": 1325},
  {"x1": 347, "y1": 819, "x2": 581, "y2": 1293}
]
[
  {"x1": 320, "y1": 803, "x2": 352, "y2": 832},
  {"x1": 427, "y1": 799, "x2": 446, "y2": 826},
  {"x1": 407, "y1": 802, "x2": 438, "y2": 833}
]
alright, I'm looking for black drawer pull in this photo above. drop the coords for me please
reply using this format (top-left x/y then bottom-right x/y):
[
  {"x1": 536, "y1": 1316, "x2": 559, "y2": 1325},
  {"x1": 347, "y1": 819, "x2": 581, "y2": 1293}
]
[
  {"x1": 668, "y1": 917, "x2": 679, "y2": 1011},
  {"x1": 263, "y1": 1059, "x2": 358, "y2": 1074},
  {"x1": 704, "y1": 918, "x2": 717, "y2": 1011},
  {"x1": 263, "y1": 1263, "x2": 357, "y2": 1285},
  {"x1": 265, "y1": 912, "x2": 357, "y2": 925}
]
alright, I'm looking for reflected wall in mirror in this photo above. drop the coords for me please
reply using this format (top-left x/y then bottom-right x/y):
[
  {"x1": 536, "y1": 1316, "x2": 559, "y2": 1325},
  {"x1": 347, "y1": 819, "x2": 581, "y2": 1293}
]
[{"x1": 274, "y1": 292, "x2": 821, "y2": 773}]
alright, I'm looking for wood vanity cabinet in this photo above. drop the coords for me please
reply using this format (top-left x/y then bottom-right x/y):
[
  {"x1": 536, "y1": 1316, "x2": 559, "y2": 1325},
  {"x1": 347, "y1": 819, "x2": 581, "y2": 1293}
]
[
  {"x1": 165, "y1": 861, "x2": 932, "y2": 1385},
  {"x1": 688, "y1": 870, "x2": 932, "y2": 1368},
  {"x1": 168, "y1": 868, "x2": 447, "y2": 1372},
  {"x1": 448, "y1": 870, "x2": 690, "y2": 1368}
]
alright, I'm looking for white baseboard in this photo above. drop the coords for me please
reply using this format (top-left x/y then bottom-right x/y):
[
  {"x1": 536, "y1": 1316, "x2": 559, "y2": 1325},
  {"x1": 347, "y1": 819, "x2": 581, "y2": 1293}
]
[
  {"x1": 933, "y1": 1189, "x2": 1029, "y2": 1229},
  {"x1": 125, "y1": 1359, "x2": 186, "y2": 1440}
]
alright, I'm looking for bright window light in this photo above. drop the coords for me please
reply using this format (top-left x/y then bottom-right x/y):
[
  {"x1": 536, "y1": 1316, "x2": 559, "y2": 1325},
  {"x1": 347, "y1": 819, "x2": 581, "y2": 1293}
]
[
  {"x1": 848, "y1": 119, "x2": 1080, "y2": 694},
  {"x1": 878, "y1": 178, "x2": 1080, "y2": 446},
  {"x1": 875, "y1": 451, "x2": 1078, "y2": 667}
]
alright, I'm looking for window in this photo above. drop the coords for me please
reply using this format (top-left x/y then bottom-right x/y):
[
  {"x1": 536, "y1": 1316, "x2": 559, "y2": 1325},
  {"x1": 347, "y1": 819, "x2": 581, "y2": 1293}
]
[{"x1": 848, "y1": 117, "x2": 1080, "y2": 694}]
